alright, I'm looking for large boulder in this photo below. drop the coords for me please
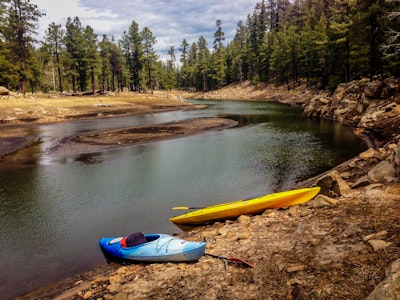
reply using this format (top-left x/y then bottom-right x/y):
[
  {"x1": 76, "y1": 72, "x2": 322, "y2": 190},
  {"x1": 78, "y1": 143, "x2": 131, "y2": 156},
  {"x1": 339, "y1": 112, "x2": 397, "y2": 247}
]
[
  {"x1": 358, "y1": 102, "x2": 400, "y2": 143},
  {"x1": 382, "y1": 78, "x2": 400, "y2": 100},
  {"x1": 367, "y1": 259, "x2": 400, "y2": 300},
  {"x1": 303, "y1": 96, "x2": 328, "y2": 118},
  {"x1": 368, "y1": 161, "x2": 396, "y2": 183},
  {"x1": 316, "y1": 170, "x2": 351, "y2": 197},
  {"x1": 364, "y1": 81, "x2": 383, "y2": 98},
  {"x1": 387, "y1": 140, "x2": 400, "y2": 178}
]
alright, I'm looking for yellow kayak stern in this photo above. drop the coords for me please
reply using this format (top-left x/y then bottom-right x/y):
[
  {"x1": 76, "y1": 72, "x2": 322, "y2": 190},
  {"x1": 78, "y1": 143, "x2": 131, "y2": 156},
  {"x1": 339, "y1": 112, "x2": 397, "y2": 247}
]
[{"x1": 170, "y1": 187, "x2": 320, "y2": 225}]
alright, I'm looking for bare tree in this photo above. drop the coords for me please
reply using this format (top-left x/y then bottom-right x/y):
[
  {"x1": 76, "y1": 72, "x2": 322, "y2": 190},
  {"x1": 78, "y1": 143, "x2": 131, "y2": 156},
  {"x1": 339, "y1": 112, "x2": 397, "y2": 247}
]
[{"x1": 381, "y1": 1, "x2": 400, "y2": 59}]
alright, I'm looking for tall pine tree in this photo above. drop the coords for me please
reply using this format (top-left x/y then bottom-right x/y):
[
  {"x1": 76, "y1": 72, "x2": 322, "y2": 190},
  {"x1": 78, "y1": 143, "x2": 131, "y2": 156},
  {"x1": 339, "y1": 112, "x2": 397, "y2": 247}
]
[{"x1": 2, "y1": 0, "x2": 44, "y2": 93}]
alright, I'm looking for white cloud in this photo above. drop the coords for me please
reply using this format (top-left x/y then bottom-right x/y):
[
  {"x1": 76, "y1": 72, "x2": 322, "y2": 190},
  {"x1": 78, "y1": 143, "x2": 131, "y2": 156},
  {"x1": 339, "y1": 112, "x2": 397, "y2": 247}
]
[{"x1": 32, "y1": 0, "x2": 257, "y2": 58}]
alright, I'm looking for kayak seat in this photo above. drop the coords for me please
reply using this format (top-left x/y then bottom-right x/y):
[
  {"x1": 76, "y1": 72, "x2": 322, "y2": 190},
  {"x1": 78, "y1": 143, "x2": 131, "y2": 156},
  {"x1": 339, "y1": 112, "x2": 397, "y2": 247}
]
[{"x1": 124, "y1": 232, "x2": 146, "y2": 247}]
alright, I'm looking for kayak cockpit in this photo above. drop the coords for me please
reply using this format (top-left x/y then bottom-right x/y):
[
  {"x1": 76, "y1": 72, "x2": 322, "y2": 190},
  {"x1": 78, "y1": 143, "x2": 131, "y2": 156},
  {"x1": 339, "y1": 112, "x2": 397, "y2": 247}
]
[{"x1": 108, "y1": 232, "x2": 161, "y2": 248}]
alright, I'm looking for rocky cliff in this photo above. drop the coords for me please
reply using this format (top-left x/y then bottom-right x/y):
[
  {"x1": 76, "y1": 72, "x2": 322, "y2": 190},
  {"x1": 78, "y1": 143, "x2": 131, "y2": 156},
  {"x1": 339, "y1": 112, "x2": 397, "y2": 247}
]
[{"x1": 303, "y1": 78, "x2": 400, "y2": 146}]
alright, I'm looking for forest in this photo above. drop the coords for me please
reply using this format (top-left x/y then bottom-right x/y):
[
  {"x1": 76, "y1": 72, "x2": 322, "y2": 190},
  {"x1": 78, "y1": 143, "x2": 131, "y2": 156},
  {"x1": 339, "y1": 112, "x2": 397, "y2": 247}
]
[{"x1": 0, "y1": 0, "x2": 399, "y2": 95}]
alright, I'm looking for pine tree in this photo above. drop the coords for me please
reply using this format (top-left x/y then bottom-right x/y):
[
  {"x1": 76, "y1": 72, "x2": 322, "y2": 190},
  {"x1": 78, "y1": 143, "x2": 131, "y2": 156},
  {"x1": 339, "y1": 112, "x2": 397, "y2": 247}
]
[
  {"x1": 120, "y1": 21, "x2": 143, "y2": 91},
  {"x1": 326, "y1": 0, "x2": 352, "y2": 87},
  {"x1": 2, "y1": 0, "x2": 44, "y2": 93},
  {"x1": 197, "y1": 36, "x2": 210, "y2": 91},
  {"x1": 246, "y1": 12, "x2": 261, "y2": 82},
  {"x1": 187, "y1": 42, "x2": 198, "y2": 89},
  {"x1": 141, "y1": 26, "x2": 157, "y2": 93},
  {"x1": 43, "y1": 22, "x2": 64, "y2": 92},
  {"x1": 212, "y1": 19, "x2": 226, "y2": 88},
  {"x1": 109, "y1": 39, "x2": 126, "y2": 91},
  {"x1": 98, "y1": 35, "x2": 112, "y2": 92},
  {"x1": 64, "y1": 17, "x2": 85, "y2": 93},
  {"x1": 270, "y1": 25, "x2": 291, "y2": 88},
  {"x1": 232, "y1": 20, "x2": 247, "y2": 84},
  {"x1": 83, "y1": 25, "x2": 98, "y2": 94},
  {"x1": 348, "y1": 1, "x2": 384, "y2": 79},
  {"x1": 178, "y1": 39, "x2": 191, "y2": 89},
  {"x1": 162, "y1": 45, "x2": 176, "y2": 90}
]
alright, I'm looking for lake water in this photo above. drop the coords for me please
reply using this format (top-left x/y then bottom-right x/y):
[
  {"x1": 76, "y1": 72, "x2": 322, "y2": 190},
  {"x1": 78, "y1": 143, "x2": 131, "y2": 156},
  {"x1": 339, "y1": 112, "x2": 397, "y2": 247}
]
[{"x1": 0, "y1": 100, "x2": 367, "y2": 299}]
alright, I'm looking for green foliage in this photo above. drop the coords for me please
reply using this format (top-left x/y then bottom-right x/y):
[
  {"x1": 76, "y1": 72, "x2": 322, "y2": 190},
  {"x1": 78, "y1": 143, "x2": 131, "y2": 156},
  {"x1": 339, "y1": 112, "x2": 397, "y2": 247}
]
[
  {"x1": 141, "y1": 27, "x2": 157, "y2": 93},
  {"x1": 42, "y1": 22, "x2": 64, "y2": 92},
  {"x1": 0, "y1": 0, "x2": 398, "y2": 94},
  {"x1": 0, "y1": 0, "x2": 44, "y2": 93},
  {"x1": 120, "y1": 21, "x2": 144, "y2": 91}
]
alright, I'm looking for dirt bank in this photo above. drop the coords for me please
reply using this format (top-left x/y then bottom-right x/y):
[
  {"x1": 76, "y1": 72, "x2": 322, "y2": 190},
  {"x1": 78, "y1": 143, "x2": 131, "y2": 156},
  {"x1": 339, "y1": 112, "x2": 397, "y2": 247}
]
[
  {"x1": 5, "y1": 84, "x2": 400, "y2": 299},
  {"x1": 0, "y1": 92, "x2": 203, "y2": 160},
  {"x1": 0, "y1": 91, "x2": 195, "y2": 125}
]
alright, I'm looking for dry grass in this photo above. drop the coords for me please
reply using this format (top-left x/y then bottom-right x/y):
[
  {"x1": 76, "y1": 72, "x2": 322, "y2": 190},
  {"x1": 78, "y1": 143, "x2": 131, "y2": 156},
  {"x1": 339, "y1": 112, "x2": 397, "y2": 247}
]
[{"x1": 0, "y1": 92, "x2": 193, "y2": 125}]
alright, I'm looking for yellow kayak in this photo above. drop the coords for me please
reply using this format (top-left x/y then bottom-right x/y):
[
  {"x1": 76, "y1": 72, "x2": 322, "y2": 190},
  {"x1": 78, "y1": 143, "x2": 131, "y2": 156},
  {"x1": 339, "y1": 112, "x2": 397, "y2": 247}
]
[{"x1": 170, "y1": 187, "x2": 320, "y2": 225}]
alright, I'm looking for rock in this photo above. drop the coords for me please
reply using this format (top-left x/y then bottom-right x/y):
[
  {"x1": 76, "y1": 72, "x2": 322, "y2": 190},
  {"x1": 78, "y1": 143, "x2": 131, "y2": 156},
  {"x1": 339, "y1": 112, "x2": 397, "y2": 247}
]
[
  {"x1": 116, "y1": 266, "x2": 130, "y2": 275},
  {"x1": 287, "y1": 278, "x2": 305, "y2": 286},
  {"x1": 263, "y1": 210, "x2": 276, "y2": 217},
  {"x1": 352, "y1": 175, "x2": 371, "y2": 189},
  {"x1": 382, "y1": 77, "x2": 400, "y2": 98},
  {"x1": 367, "y1": 259, "x2": 400, "y2": 300},
  {"x1": 107, "y1": 283, "x2": 121, "y2": 293},
  {"x1": 387, "y1": 140, "x2": 400, "y2": 178},
  {"x1": 287, "y1": 265, "x2": 306, "y2": 272},
  {"x1": 108, "y1": 274, "x2": 122, "y2": 285},
  {"x1": 91, "y1": 277, "x2": 104, "y2": 287},
  {"x1": 317, "y1": 170, "x2": 351, "y2": 197},
  {"x1": 218, "y1": 227, "x2": 230, "y2": 237},
  {"x1": 237, "y1": 231, "x2": 251, "y2": 240},
  {"x1": 287, "y1": 206, "x2": 299, "y2": 216},
  {"x1": 360, "y1": 148, "x2": 378, "y2": 160},
  {"x1": 319, "y1": 97, "x2": 330, "y2": 104},
  {"x1": 368, "y1": 240, "x2": 392, "y2": 252},
  {"x1": 82, "y1": 290, "x2": 92, "y2": 299},
  {"x1": 365, "y1": 187, "x2": 385, "y2": 203},
  {"x1": 113, "y1": 292, "x2": 129, "y2": 300},
  {"x1": 364, "y1": 81, "x2": 383, "y2": 98},
  {"x1": 363, "y1": 231, "x2": 388, "y2": 241},
  {"x1": 0, "y1": 86, "x2": 9, "y2": 95},
  {"x1": 237, "y1": 215, "x2": 251, "y2": 224},
  {"x1": 310, "y1": 194, "x2": 339, "y2": 208},
  {"x1": 358, "y1": 102, "x2": 400, "y2": 143},
  {"x1": 368, "y1": 160, "x2": 396, "y2": 183},
  {"x1": 340, "y1": 172, "x2": 351, "y2": 179},
  {"x1": 303, "y1": 102, "x2": 320, "y2": 118}
]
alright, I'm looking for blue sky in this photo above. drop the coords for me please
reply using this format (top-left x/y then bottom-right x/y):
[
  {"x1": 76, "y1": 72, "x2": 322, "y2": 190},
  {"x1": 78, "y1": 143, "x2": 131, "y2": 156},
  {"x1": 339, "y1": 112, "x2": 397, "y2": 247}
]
[{"x1": 33, "y1": 0, "x2": 258, "y2": 59}]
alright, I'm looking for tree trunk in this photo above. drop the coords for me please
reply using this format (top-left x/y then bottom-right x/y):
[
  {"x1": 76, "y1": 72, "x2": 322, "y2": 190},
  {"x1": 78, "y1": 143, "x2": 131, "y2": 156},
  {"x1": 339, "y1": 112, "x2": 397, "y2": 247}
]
[
  {"x1": 91, "y1": 71, "x2": 96, "y2": 95},
  {"x1": 56, "y1": 51, "x2": 63, "y2": 92}
]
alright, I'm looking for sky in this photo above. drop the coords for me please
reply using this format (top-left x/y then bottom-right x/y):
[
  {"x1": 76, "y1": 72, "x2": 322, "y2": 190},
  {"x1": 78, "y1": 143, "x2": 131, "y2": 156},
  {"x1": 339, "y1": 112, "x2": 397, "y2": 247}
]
[{"x1": 32, "y1": 0, "x2": 258, "y2": 60}]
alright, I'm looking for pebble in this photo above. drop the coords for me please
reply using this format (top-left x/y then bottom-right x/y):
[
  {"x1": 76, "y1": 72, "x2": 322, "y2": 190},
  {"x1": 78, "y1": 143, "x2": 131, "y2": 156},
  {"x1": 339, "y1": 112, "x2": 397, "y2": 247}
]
[
  {"x1": 363, "y1": 230, "x2": 388, "y2": 241},
  {"x1": 368, "y1": 240, "x2": 392, "y2": 252},
  {"x1": 83, "y1": 290, "x2": 92, "y2": 299},
  {"x1": 218, "y1": 227, "x2": 230, "y2": 237},
  {"x1": 237, "y1": 215, "x2": 251, "y2": 223},
  {"x1": 287, "y1": 265, "x2": 306, "y2": 273}
]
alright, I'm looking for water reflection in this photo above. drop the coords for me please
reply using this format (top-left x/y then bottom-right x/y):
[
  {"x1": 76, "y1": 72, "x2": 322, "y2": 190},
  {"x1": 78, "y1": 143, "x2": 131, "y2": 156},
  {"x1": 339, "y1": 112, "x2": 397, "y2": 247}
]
[
  {"x1": 75, "y1": 153, "x2": 104, "y2": 164},
  {"x1": 0, "y1": 100, "x2": 367, "y2": 299}
]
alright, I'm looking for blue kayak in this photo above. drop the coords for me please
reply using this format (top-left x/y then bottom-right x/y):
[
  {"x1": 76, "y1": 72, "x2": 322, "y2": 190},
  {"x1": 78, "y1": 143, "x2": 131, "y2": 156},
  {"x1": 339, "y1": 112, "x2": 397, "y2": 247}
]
[{"x1": 99, "y1": 233, "x2": 206, "y2": 262}]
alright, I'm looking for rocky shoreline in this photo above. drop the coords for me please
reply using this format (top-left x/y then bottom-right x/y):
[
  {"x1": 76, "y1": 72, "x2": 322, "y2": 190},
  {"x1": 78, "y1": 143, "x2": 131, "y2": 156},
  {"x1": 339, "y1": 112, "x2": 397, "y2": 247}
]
[{"x1": 11, "y1": 80, "x2": 400, "y2": 299}]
